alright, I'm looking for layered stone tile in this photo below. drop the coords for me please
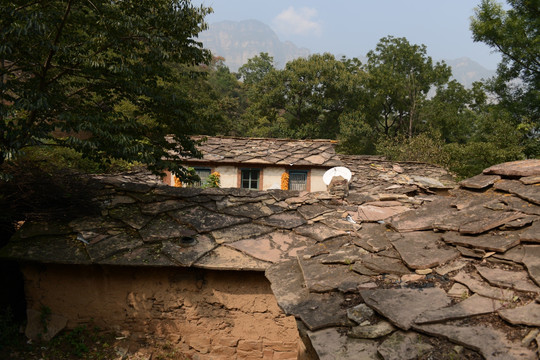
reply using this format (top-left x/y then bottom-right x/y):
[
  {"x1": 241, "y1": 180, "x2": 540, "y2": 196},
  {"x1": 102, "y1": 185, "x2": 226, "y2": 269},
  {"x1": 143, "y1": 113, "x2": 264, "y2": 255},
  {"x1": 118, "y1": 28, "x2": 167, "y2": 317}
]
[
  {"x1": 494, "y1": 179, "x2": 540, "y2": 205},
  {"x1": 388, "y1": 197, "x2": 456, "y2": 232},
  {"x1": 359, "y1": 254, "x2": 411, "y2": 275},
  {"x1": 265, "y1": 260, "x2": 348, "y2": 330},
  {"x1": 390, "y1": 231, "x2": 460, "y2": 270},
  {"x1": 520, "y1": 221, "x2": 540, "y2": 242},
  {"x1": 138, "y1": 214, "x2": 196, "y2": 243},
  {"x1": 522, "y1": 245, "x2": 540, "y2": 286},
  {"x1": 483, "y1": 159, "x2": 540, "y2": 177},
  {"x1": 293, "y1": 222, "x2": 347, "y2": 242},
  {"x1": 360, "y1": 288, "x2": 451, "y2": 330},
  {"x1": 210, "y1": 222, "x2": 275, "y2": 244},
  {"x1": 442, "y1": 232, "x2": 521, "y2": 253},
  {"x1": 415, "y1": 323, "x2": 537, "y2": 360},
  {"x1": 226, "y1": 231, "x2": 314, "y2": 263},
  {"x1": 307, "y1": 328, "x2": 379, "y2": 360},
  {"x1": 377, "y1": 331, "x2": 433, "y2": 360},
  {"x1": 475, "y1": 265, "x2": 540, "y2": 293},
  {"x1": 459, "y1": 173, "x2": 501, "y2": 189},
  {"x1": 169, "y1": 206, "x2": 249, "y2": 232},
  {"x1": 255, "y1": 211, "x2": 307, "y2": 229},
  {"x1": 356, "y1": 203, "x2": 409, "y2": 222},
  {"x1": 415, "y1": 294, "x2": 503, "y2": 324},
  {"x1": 193, "y1": 246, "x2": 270, "y2": 271},
  {"x1": 453, "y1": 271, "x2": 514, "y2": 301},
  {"x1": 498, "y1": 301, "x2": 540, "y2": 326},
  {"x1": 161, "y1": 234, "x2": 217, "y2": 266},
  {"x1": 297, "y1": 255, "x2": 371, "y2": 293}
]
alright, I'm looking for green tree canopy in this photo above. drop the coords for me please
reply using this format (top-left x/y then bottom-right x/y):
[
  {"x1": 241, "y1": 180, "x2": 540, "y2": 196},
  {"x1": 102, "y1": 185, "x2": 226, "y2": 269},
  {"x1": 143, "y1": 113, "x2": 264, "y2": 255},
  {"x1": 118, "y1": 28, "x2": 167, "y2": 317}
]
[
  {"x1": 1, "y1": 0, "x2": 211, "y2": 178},
  {"x1": 364, "y1": 36, "x2": 452, "y2": 138},
  {"x1": 244, "y1": 53, "x2": 364, "y2": 139},
  {"x1": 470, "y1": 0, "x2": 539, "y2": 156},
  {"x1": 237, "y1": 52, "x2": 275, "y2": 86}
]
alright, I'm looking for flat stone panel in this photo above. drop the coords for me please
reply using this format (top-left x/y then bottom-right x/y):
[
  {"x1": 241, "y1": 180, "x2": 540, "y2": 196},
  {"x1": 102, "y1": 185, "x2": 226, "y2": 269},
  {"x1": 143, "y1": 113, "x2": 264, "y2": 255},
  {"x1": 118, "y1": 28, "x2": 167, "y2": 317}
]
[
  {"x1": 476, "y1": 265, "x2": 540, "y2": 293},
  {"x1": 460, "y1": 174, "x2": 501, "y2": 189},
  {"x1": 415, "y1": 294, "x2": 503, "y2": 324},
  {"x1": 265, "y1": 260, "x2": 348, "y2": 330},
  {"x1": 138, "y1": 214, "x2": 196, "y2": 243},
  {"x1": 494, "y1": 180, "x2": 540, "y2": 205},
  {"x1": 210, "y1": 223, "x2": 275, "y2": 244},
  {"x1": 298, "y1": 256, "x2": 371, "y2": 293},
  {"x1": 307, "y1": 328, "x2": 379, "y2": 360},
  {"x1": 193, "y1": 246, "x2": 270, "y2": 271},
  {"x1": 391, "y1": 232, "x2": 460, "y2": 270},
  {"x1": 169, "y1": 206, "x2": 249, "y2": 232},
  {"x1": 415, "y1": 323, "x2": 537, "y2": 360},
  {"x1": 498, "y1": 302, "x2": 540, "y2": 326},
  {"x1": 356, "y1": 204, "x2": 409, "y2": 222},
  {"x1": 453, "y1": 271, "x2": 514, "y2": 301},
  {"x1": 442, "y1": 232, "x2": 520, "y2": 253},
  {"x1": 359, "y1": 254, "x2": 411, "y2": 275},
  {"x1": 293, "y1": 222, "x2": 347, "y2": 242},
  {"x1": 87, "y1": 233, "x2": 144, "y2": 262},
  {"x1": 388, "y1": 197, "x2": 456, "y2": 232},
  {"x1": 360, "y1": 288, "x2": 450, "y2": 330},
  {"x1": 161, "y1": 234, "x2": 217, "y2": 267},
  {"x1": 377, "y1": 331, "x2": 433, "y2": 360},
  {"x1": 520, "y1": 221, "x2": 540, "y2": 243},
  {"x1": 483, "y1": 159, "x2": 540, "y2": 177},
  {"x1": 522, "y1": 245, "x2": 540, "y2": 286},
  {"x1": 256, "y1": 211, "x2": 307, "y2": 229}
]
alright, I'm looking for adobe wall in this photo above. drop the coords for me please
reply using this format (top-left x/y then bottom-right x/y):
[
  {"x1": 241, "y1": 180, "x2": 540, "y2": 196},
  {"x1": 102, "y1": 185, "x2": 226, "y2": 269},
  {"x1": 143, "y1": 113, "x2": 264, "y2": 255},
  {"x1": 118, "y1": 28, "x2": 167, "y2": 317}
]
[
  {"x1": 310, "y1": 169, "x2": 327, "y2": 192},
  {"x1": 21, "y1": 264, "x2": 306, "y2": 360}
]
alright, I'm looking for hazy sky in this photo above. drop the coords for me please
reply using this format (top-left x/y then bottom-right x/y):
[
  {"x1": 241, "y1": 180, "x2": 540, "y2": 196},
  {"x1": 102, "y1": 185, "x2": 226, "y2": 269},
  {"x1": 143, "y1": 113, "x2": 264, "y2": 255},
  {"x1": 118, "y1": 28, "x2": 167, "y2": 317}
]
[{"x1": 193, "y1": 0, "x2": 505, "y2": 70}]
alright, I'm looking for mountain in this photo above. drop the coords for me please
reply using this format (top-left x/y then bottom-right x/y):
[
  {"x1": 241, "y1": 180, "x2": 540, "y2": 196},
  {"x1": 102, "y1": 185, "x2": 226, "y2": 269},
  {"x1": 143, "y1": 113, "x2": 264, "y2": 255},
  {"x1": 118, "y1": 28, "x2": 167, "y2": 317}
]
[
  {"x1": 198, "y1": 20, "x2": 310, "y2": 72},
  {"x1": 198, "y1": 20, "x2": 496, "y2": 88},
  {"x1": 445, "y1": 57, "x2": 496, "y2": 88}
]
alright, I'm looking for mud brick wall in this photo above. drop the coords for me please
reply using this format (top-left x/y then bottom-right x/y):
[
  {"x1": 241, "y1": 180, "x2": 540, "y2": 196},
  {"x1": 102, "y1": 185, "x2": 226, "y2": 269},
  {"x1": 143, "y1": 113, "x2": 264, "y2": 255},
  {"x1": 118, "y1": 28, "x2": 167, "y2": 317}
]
[{"x1": 21, "y1": 264, "x2": 304, "y2": 359}]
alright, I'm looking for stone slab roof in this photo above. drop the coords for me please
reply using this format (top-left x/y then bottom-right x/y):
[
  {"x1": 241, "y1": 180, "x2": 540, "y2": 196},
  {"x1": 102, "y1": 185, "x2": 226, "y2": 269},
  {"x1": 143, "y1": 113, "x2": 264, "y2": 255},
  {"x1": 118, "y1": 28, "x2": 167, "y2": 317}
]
[
  {"x1": 180, "y1": 136, "x2": 343, "y2": 167},
  {"x1": 3, "y1": 159, "x2": 540, "y2": 358}
]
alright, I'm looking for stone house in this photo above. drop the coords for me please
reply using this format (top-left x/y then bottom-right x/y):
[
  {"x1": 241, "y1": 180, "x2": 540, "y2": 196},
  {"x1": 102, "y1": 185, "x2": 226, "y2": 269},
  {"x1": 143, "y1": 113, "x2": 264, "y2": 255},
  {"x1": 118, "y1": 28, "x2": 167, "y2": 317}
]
[
  {"x1": 2, "y1": 159, "x2": 540, "y2": 359},
  {"x1": 162, "y1": 136, "x2": 342, "y2": 192}
]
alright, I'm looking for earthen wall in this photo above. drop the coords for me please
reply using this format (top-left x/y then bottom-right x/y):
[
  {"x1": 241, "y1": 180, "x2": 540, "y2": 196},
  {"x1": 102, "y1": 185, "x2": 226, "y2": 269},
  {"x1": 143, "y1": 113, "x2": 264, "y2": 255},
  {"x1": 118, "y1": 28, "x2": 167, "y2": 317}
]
[{"x1": 22, "y1": 264, "x2": 304, "y2": 360}]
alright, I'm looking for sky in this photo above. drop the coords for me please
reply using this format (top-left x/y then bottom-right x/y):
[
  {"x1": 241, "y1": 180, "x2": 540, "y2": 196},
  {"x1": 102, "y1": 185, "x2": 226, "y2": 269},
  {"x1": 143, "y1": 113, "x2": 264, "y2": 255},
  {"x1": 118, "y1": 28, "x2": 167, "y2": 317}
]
[{"x1": 193, "y1": 0, "x2": 505, "y2": 70}]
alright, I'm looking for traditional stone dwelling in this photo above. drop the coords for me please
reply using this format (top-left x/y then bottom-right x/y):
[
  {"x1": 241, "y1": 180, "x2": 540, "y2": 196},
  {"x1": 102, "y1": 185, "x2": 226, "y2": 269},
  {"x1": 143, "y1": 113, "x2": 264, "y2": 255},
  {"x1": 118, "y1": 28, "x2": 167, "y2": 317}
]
[
  {"x1": 162, "y1": 136, "x2": 342, "y2": 192},
  {"x1": 2, "y1": 159, "x2": 540, "y2": 359}
]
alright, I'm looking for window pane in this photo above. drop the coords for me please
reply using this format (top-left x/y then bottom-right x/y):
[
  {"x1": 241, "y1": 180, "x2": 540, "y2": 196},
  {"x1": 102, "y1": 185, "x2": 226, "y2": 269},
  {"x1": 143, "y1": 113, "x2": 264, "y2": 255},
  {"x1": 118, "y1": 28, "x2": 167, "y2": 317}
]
[
  {"x1": 241, "y1": 169, "x2": 260, "y2": 190},
  {"x1": 289, "y1": 171, "x2": 307, "y2": 191}
]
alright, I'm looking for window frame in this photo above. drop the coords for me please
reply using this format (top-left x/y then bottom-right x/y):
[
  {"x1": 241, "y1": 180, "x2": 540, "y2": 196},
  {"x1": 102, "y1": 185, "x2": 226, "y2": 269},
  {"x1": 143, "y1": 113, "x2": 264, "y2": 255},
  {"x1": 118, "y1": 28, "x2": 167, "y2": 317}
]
[
  {"x1": 288, "y1": 170, "x2": 309, "y2": 191},
  {"x1": 240, "y1": 168, "x2": 261, "y2": 190},
  {"x1": 192, "y1": 167, "x2": 212, "y2": 188}
]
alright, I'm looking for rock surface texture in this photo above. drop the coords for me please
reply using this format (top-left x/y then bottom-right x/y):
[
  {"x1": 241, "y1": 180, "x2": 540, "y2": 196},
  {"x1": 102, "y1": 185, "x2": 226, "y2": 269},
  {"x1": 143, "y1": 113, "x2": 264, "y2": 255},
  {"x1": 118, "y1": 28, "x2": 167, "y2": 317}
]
[{"x1": 3, "y1": 158, "x2": 540, "y2": 359}]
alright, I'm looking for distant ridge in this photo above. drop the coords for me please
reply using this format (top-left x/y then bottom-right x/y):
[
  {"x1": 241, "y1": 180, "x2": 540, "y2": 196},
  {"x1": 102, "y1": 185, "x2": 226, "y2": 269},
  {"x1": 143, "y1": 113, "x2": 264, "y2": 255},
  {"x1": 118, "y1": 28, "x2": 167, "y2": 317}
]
[
  {"x1": 446, "y1": 57, "x2": 496, "y2": 88},
  {"x1": 198, "y1": 20, "x2": 496, "y2": 88},
  {"x1": 198, "y1": 20, "x2": 310, "y2": 72}
]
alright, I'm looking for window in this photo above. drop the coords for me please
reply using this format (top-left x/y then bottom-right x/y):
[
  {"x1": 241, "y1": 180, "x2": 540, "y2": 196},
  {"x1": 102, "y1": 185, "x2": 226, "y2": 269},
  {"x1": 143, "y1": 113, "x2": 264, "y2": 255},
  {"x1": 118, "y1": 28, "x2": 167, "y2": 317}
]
[
  {"x1": 192, "y1": 167, "x2": 211, "y2": 187},
  {"x1": 289, "y1": 170, "x2": 308, "y2": 191},
  {"x1": 241, "y1": 169, "x2": 260, "y2": 190}
]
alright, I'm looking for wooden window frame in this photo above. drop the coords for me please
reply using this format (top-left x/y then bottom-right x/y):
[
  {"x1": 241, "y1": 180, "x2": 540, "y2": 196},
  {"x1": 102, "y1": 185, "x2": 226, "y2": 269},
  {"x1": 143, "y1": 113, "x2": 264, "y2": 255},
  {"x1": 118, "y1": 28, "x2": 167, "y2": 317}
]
[
  {"x1": 238, "y1": 168, "x2": 263, "y2": 190},
  {"x1": 288, "y1": 169, "x2": 310, "y2": 191}
]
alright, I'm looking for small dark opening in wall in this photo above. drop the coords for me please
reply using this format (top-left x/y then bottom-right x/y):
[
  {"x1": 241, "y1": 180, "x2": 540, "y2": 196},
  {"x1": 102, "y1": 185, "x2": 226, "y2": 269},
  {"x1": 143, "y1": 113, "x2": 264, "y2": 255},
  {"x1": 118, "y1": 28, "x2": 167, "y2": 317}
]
[{"x1": 179, "y1": 236, "x2": 197, "y2": 247}]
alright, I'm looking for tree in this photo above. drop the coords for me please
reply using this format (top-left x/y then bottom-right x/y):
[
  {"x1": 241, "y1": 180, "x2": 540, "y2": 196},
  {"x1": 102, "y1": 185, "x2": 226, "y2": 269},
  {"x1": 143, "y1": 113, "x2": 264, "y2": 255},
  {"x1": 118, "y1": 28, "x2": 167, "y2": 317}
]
[
  {"x1": 364, "y1": 36, "x2": 451, "y2": 138},
  {"x1": 0, "y1": 0, "x2": 211, "y2": 178},
  {"x1": 237, "y1": 52, "x2": 275, "y2": 86},
  {"x1": 244, "y1": 53, "x2": 364, "y2": 139},
  {"x1": 470, "y1": 0, "x2": 540, "y2": 156}
]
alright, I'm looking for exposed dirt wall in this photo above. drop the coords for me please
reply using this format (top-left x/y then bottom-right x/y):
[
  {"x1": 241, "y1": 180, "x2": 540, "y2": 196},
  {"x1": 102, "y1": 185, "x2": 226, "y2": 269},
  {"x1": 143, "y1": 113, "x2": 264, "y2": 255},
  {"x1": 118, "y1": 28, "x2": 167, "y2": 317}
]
[{"x1": 22, "y1": 264, "x2": 305, "y2": 359}]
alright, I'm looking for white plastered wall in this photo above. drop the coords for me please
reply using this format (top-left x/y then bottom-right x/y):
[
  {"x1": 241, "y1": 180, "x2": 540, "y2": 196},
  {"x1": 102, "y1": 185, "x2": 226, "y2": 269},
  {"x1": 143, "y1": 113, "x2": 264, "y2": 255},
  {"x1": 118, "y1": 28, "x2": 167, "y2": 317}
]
[
  {"x1": 213, "y1": 165, "x2": 238, "y2": 188},
  {"x1": 310, "y1": 168, "x2": 328, "y2": 192}
]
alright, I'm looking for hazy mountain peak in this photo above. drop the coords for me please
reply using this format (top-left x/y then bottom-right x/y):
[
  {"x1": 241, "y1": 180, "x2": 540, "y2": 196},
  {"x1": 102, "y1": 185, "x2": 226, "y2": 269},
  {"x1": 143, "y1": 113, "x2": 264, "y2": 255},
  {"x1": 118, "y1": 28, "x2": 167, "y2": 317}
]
[{"x1": 198, "y1": 20, "x2": 310, "y2": 71}]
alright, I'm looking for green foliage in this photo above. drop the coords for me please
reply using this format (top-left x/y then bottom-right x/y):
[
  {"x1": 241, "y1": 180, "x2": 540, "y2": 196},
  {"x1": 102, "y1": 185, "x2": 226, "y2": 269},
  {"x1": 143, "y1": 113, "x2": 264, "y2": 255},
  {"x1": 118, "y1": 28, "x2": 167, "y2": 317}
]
[
  {"x1": 203, "y1": 172, "x2": 220, "y2": 188},
  {"x1": 0, "y1": 0, "x2": 211, "y2": 179},
  {"x1": 376, "y1": 132, "x2": 451, "y2": 167},
  {"x1": 244, "y1": 53, "x2": 364, "y2": 139},
  {"x1": 238, "y1": 52, "x2": 275, "y2": 86},
  {"x1": 364, "y1": 36, "x2": 452, "y2": 138},
  {"x1": 470, "y1": 0, "x2": 540, "y2": 153}
]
